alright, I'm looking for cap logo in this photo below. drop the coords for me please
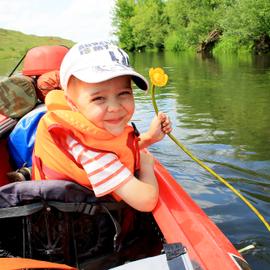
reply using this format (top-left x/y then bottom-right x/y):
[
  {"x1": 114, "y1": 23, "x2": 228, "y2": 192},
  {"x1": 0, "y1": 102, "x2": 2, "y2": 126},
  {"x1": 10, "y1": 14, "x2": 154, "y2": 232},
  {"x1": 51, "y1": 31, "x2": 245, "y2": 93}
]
[
  {"x1": 77, "y1": 42, "x2": 130, "y2": 68},
  {"x1": 78, "y1": 41, "x2": 110, "y2": 55},
  {"x1": 109, "y1": 49, "x2": 129, "y2": 67}
]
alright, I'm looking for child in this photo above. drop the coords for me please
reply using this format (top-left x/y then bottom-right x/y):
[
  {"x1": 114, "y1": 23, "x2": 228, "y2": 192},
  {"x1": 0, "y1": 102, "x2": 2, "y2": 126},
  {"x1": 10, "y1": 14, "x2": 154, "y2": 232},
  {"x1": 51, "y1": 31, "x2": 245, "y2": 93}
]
[{"x1": 32, "y1": 41, "x2": 172, "y2": 212}]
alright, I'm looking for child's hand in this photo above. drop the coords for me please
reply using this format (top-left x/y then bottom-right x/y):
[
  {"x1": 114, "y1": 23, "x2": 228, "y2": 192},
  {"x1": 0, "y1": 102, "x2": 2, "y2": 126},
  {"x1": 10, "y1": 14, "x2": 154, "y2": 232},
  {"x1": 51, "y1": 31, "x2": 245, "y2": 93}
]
[{"x1": 147, "y1": 112, "x2": 172, "y2": 144}]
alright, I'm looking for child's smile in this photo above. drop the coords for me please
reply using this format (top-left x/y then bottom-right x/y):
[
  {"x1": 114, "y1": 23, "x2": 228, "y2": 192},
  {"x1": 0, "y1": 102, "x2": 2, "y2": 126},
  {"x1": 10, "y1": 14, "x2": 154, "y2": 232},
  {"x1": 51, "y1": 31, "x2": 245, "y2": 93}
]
[{"x1": 66, "y1": 75, "x2": 135, "y2": 136}]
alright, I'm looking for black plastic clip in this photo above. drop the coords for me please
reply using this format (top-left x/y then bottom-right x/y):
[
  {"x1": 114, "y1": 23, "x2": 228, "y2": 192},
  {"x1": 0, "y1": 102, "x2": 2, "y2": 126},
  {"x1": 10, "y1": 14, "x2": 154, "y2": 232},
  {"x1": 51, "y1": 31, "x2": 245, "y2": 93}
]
[
  {"x1": 131, "y1": 122, "x2": 140, "y2": 137},
  {"x1": 163, "y1": 243, "x2": 187, "y2": 260}
]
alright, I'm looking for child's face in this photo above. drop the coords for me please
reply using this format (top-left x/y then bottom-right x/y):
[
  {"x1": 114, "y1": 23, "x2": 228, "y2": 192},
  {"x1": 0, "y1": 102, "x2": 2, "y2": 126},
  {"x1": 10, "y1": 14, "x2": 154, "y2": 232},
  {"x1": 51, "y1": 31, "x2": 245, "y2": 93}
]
[{"x1": 67, "y1": 76, "x2": 135, "y2": 136}]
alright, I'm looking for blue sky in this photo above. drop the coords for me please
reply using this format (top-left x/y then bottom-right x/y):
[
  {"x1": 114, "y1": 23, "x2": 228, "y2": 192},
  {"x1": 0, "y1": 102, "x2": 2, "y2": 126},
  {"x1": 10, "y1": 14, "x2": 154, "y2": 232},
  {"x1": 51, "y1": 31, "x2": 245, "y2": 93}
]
[{"x1": 0, "y1": 0, "x2": 116, "y2": 42}]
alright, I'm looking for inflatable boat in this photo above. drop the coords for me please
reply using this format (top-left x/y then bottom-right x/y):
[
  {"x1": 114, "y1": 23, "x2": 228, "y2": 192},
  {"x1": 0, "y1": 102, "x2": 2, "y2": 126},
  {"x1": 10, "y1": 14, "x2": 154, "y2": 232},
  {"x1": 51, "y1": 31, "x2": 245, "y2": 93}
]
[{"x1": 0, "y1": 45, "x2": 251, "y2": 270}]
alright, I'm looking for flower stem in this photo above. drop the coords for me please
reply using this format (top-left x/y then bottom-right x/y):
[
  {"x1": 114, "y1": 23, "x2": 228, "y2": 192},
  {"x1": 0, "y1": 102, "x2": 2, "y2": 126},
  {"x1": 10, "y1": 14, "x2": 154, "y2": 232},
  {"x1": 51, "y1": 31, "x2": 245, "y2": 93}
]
[
  {"x1": 151, "y1": 84, "x2": 159, "y2": 115},
  {"x1": 150, "y1": 83, "x2": 270, "y2": 232}
]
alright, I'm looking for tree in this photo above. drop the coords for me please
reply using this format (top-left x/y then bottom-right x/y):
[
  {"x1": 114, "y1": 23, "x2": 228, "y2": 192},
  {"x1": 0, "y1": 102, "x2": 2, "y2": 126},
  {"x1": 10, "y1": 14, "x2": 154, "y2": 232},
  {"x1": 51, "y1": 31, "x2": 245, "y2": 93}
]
[
  {"x1": 164, "y1": 0, "x2": 224, "y2": 51},
  {"x1": 130, "y1": 0, "x2": 168, "y2": 51},
  {"x1": 113, "y1": 0, "x2": 270, "y2": 53},
  {"x1": 218, "y1": 0, "x2": 270, "y2": 53},
  {"x1": 113, "y1": 0, "x2": 168, "y2": 51},
  {"x1": 113, "y1": 0, "x2": 136, "y2": 51}
]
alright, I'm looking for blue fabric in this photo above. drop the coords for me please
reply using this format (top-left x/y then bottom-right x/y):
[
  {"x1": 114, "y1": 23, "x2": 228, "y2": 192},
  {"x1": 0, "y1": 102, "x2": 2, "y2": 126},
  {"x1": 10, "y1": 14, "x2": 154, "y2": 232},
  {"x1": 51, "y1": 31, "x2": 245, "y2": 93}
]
[{"x1": 8, "y1": 105, "x2": 46, "y2": 168}]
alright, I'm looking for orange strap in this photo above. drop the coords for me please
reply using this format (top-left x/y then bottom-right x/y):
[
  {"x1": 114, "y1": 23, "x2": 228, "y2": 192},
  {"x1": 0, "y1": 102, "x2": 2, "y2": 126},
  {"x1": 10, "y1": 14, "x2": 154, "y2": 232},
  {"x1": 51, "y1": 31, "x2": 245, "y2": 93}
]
[{"x1": 0, "y1": 258, "x2": 77, "y2": 270}]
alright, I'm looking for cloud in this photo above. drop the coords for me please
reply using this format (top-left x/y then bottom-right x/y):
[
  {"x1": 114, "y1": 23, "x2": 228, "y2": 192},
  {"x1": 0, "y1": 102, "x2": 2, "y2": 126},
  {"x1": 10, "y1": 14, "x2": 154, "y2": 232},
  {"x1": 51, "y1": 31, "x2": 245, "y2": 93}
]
[{"x1": 0, "y1": 0, "x2": 116, "y2": 42}]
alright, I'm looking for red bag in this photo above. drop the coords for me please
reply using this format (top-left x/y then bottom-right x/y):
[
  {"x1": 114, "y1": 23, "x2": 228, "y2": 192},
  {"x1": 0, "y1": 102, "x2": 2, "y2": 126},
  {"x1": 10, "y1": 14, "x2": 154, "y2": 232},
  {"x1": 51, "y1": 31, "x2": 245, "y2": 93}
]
[{"x1": 22, "y1": 45, "x2": 69, "y2": 76}]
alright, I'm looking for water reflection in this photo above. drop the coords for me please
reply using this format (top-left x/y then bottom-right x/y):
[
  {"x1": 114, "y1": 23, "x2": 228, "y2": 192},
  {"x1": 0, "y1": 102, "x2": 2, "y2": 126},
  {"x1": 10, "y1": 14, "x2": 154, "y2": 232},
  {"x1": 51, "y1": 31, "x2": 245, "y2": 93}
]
[
  {"x1": 252, "y1": 54, "x2": 270, "y2": 72},
  {"x1": 170, "y1": 53, "x2": 270, "y2": 161}
]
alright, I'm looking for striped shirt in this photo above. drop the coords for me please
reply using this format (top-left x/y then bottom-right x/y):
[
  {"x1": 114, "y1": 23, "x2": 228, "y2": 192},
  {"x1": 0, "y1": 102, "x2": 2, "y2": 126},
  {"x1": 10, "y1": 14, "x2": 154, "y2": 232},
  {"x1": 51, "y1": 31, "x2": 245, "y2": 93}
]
[{"x1": 66, "y1": 135, "x2": 133, "y2": 197}]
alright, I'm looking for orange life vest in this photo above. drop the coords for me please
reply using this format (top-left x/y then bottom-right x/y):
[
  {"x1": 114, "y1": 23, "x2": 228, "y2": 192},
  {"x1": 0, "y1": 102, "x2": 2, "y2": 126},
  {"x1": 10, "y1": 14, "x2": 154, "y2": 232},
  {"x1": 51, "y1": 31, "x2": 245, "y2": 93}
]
[{"x1": 32, "y1": 90, "x2": 140, "y2": 190}]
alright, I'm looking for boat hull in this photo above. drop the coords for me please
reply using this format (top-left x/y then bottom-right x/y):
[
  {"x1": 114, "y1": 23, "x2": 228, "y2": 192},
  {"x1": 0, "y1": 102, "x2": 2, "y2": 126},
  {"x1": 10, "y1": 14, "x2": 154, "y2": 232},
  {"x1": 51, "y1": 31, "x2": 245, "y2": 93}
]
[{"x1": 153, "y1": 158, "x2": 249, "y2": 270}]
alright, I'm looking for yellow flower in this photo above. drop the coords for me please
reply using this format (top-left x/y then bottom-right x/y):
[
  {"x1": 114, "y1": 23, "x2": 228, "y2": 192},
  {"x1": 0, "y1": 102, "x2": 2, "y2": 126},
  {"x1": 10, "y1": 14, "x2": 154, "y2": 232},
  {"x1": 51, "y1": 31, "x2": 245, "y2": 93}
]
[{"x1": 149, "y1": 67, "x2": 168, "y2": 87}]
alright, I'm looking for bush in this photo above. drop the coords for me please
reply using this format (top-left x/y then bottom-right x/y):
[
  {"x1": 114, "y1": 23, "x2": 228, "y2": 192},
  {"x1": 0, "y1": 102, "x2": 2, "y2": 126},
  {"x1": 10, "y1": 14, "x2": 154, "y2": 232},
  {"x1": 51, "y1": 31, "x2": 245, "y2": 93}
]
[
  {"x1": 213, "y1": 36, "x2": 252, "y2": 54},
  {"x1": 165, "y1": 32, "x2": 188, "y2": 52}
]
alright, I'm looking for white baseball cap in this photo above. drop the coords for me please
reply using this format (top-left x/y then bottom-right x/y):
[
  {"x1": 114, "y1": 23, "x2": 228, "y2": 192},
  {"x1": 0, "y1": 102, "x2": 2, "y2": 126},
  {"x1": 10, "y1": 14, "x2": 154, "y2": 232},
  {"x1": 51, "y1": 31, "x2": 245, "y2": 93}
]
[{"x1": 60, "y1": 41, "x2": 148, "y2": 91}]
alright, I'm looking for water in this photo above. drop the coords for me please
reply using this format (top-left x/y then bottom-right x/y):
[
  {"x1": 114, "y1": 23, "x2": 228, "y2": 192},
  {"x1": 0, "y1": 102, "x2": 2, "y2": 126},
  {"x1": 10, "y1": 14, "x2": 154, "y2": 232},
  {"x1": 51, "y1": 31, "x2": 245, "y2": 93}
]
[
  {"x1": 1, "y1": 52, "x2": 270, "y2": 269},
  {"x1": 130, "y1": 52, "x2": 270, "y2": 269}
]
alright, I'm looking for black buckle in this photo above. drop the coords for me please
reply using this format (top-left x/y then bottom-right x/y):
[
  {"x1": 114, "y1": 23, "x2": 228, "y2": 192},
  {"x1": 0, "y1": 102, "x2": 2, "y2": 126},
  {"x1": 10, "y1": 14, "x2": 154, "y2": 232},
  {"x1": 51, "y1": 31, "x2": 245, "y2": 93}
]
[
  {"x1": 131, "y1": 122, "x2": 140, "y2": 137},
  {"x1": 163, "y1": 243, "x2": 187, "y2": 260},
  {"x1": 163, "y1": 243, "x2": 198, "y2": 270}
]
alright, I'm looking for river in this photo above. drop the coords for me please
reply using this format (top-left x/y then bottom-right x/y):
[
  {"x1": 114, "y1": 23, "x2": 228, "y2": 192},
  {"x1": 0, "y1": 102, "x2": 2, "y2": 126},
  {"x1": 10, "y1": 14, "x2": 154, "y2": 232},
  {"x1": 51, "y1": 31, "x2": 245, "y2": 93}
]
[
  {"x1": 1, "y1": 52, "x2": 270, "y2": 269},
  {"x1": 131, "y1": 52, "x2": 270, "y2": 270}
]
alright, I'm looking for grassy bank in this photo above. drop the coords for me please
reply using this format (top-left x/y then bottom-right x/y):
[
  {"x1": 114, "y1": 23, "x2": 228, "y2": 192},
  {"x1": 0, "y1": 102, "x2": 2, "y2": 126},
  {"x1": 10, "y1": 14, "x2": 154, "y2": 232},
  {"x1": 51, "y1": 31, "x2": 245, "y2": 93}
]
[{"x1": 0, "y1": 28, "x2": 74, "y2": 59}]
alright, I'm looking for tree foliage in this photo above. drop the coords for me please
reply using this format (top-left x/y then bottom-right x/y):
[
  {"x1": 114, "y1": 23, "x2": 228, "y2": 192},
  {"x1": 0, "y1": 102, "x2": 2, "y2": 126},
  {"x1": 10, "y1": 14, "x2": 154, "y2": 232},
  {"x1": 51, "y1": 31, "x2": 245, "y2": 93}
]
[
  {"x1": 113, "y1": 0, "x2": 168, "y2": 51},
  {"x1": 216, "y1": 0, "x2": 270, "y2": 52},
  {"x1": 113, "y1": 0, "x2": 270, "y2": 53},
  {"x1": 112, "y1": 0, "x2": 136, "y2": 51}
]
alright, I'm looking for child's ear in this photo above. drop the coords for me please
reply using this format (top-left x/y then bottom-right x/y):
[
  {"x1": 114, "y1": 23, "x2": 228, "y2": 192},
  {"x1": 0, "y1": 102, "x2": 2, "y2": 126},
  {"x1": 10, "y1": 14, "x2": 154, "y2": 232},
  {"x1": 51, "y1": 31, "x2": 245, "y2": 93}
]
[{"x1": 65, "y1": 94, "x2": 78, "y2": 111}]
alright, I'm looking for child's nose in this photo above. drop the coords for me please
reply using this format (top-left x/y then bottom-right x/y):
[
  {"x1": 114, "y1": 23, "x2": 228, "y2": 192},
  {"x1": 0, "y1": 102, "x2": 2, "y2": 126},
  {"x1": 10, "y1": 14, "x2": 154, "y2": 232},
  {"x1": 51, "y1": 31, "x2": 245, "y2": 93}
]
[{"x1": 107, "y1": 98, "x2": 120, "y2": 112}]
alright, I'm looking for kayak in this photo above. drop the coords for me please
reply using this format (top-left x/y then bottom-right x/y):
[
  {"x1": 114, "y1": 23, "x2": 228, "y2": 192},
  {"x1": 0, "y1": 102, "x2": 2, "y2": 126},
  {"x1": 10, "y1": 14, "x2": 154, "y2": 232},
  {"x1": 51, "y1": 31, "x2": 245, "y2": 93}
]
[{"x1": 0, "y1": 46, "x2": 251, "y2": 270}]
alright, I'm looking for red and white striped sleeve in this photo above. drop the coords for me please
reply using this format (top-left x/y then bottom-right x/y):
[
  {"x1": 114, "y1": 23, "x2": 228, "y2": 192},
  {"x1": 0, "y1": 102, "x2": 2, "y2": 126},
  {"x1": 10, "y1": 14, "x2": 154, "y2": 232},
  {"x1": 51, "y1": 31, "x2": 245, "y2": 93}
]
[{"x1": 66, "y1": 135, "x2": 133, "y2": 197}]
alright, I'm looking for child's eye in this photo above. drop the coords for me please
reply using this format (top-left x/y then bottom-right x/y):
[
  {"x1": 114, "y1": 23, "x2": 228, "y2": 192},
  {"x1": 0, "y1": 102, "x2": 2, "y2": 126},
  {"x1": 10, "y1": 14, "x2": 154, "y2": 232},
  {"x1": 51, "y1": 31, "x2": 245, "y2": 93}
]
[
  {"x1": 119, "y1": 90, "x2": 132, "y2": 96},
  {"x1": 91, "y1": 96, "x2": 105, "y2": 102}
]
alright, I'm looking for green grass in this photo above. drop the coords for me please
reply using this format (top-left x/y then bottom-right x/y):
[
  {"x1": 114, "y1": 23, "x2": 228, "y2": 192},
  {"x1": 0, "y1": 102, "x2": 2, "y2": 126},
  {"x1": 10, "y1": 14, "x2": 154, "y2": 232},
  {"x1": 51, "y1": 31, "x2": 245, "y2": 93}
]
[{"x1": 0, "y1": 28, "x2": 75, "y2": 59}]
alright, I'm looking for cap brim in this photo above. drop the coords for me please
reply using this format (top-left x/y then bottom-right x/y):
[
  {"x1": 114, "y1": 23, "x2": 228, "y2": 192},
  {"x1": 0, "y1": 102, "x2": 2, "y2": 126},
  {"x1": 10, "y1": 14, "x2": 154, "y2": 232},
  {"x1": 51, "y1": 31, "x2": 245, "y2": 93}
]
[{"x1": 72, "y1": 67, "x2": 149, "y2": 91}]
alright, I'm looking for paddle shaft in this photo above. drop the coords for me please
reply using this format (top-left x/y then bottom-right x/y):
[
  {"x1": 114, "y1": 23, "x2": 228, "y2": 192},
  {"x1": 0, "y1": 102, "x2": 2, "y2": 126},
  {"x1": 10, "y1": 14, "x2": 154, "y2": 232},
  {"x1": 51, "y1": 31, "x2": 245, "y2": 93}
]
[{"x1": 8, "y1": 53, "x2": 27, "y2": 77}]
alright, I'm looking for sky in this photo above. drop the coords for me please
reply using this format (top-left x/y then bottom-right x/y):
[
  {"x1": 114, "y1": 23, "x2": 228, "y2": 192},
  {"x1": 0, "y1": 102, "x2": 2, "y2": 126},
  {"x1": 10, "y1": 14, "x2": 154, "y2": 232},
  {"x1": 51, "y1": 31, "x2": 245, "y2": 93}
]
[{"x1": 0, "y1": 0, "x2": 116, "y2": 42}]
